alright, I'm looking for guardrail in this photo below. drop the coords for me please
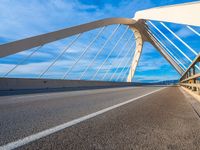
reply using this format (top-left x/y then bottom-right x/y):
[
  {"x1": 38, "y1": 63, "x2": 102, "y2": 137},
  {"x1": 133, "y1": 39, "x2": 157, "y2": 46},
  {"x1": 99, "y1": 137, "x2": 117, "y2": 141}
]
[{"x1": 180, "y1": 53, "x2": 200, "y2": 94}]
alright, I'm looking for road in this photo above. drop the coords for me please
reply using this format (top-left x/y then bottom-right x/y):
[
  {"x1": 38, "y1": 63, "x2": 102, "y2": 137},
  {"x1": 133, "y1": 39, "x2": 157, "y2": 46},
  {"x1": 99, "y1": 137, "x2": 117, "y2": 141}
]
[{"x1": 0, "y1": 86, "x2": 200, "y2": 149}]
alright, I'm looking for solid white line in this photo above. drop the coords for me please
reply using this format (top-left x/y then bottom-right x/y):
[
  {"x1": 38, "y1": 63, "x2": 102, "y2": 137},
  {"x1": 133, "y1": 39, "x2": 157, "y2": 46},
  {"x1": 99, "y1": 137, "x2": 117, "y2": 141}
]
[{"x1": 0, "y1": 87, "x2": 166, "y2": 150}]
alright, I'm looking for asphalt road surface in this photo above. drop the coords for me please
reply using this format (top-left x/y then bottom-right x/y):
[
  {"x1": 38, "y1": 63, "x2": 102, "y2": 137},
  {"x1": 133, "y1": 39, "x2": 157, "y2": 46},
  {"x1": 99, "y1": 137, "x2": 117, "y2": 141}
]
[{"x1": 1, "y1": 86, "x2": 200, "y2": 150}]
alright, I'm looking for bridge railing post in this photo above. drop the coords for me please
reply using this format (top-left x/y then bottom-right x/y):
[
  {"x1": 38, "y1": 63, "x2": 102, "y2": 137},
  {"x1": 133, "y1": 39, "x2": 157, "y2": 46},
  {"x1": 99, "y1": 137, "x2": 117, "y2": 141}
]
[{"x1": 180, "y1": 54, "x2": 200, "y2": 94}]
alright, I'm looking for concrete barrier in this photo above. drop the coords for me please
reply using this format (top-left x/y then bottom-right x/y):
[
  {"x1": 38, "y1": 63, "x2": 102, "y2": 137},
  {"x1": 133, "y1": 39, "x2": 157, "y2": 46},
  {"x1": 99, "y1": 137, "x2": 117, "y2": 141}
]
[{"x1": 0, "y1": 78, "x2": 133, "y2": 91}]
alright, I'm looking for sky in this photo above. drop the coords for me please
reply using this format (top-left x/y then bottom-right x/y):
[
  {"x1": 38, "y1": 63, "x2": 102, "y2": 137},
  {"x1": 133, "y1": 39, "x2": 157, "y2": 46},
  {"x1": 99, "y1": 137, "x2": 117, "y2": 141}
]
[{"x1": 0, "y1": 0, "x2": 199, "y2": 82}]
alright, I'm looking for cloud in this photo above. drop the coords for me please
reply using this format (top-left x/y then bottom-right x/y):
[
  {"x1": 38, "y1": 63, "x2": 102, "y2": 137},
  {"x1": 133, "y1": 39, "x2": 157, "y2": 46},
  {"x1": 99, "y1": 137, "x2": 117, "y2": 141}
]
[
  {"x1": 136, "y1": 57, "x2": 166, "y2": 72},
  {"x1": 0, "y1": 0, "x2": 155, "y2": 42},
  {"x1": 0, "y1": 0, "x2": 188, "y2": 82},
  {"x1": 176, "y1": 27, "x2": 193, "y2": 38}
]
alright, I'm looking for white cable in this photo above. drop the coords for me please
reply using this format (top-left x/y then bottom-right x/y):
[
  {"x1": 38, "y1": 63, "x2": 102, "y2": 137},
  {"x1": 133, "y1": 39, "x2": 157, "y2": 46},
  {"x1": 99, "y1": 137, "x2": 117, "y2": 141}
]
[
  {"x1": 4, "y1": 45, "x2": 43, "y2": 77},
  {"x1": 116, "y1": 44, "x2": 136, "y2": 81},
  {"x1": 187, "y1": 26, "x2": 200, "y2": 36},
  {"x1": 79, "y1": 24, "x2": 120, "y2": 80},
  {"x1": 91, "y1": 26, "x2": 129, "y2": 80},
  {"x1": 149, "y1": 21, "x2": 199, "y2": 70},
  {"x1": 149, "y1": 21, "x2": 193, "y2": 63},
  {"x1": 62, "y1": 27, "x2": 106, "y2": 79},
  {"x1": 160, "y1": 22, "x2": 197, "y2": 56},
  {"x1": 101, "y1": 33, "x2": 134, "y2": 81},
  {"x1": 147, "y1": 28, "x2": 185, "y2": 73},
  {"x1": 147, "y1": 24, "x2": 188, "y2": 66},
  {"x1": 39, "y1": 34, "x2": 82, "y2": 78},
  {"x1": 109, "y1": 38, "x2": 136, "y2": 81},
  {"x1": 121, "y1": 67, "x2": 130, "y2": 82},
  {"x1": 148, "y1": 29, "x2": 187, "y2": 70}
]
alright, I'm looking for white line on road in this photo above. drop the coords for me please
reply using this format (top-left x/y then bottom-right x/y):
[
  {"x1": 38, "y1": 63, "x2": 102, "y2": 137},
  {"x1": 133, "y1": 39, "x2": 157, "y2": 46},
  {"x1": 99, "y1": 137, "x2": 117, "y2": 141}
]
[{"x1": 0, "y1": 87, "x2": 166, "y2": 150}]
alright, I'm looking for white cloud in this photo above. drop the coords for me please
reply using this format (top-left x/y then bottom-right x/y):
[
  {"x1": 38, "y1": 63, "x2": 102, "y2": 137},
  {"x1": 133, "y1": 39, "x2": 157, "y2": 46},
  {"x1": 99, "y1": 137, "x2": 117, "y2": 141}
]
[
  {"x1": 176, "y1": 27, "x2": 193, "y2": 38},
  {"x1": 0, "y1": 0, "x2": 183, "y2": 82}
]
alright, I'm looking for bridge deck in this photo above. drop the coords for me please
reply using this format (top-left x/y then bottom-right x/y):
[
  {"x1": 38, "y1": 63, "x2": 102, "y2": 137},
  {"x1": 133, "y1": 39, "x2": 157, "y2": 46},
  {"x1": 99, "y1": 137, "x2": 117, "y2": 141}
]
[{"x1": 1, "y1": 86, "x2": 200, "y2": 149}]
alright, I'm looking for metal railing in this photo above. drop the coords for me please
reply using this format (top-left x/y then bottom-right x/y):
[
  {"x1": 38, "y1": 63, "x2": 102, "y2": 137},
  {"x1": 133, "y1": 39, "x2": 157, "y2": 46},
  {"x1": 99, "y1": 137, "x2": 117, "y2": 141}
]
[{"x1": 180, "y1": 53, "x2": 200, "y2": 93}]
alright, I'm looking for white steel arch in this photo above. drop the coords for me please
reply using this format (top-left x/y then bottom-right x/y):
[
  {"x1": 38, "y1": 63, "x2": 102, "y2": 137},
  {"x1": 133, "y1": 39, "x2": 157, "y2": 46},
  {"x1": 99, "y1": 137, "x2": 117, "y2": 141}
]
[
  {"x1": 0, "y1": 18, "x2": 136, "y2": 58},
  {"x1": 134, "y1": 1, "x2": 200, "y2": 26},
  {"x1": 127, "y1": 27, "x2": 143, "y2": 82},
  {"x1": 0, "y1": 17, "x2": 184, "y2": 82},
  {"x1": 1, "y1": 1, "x2": 199, "y2": 82}
]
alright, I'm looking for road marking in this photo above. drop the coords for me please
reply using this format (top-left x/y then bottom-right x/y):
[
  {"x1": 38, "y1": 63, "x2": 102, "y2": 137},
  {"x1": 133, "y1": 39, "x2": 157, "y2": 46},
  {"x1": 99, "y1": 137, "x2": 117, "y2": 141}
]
[{"x1": 0, "y1": 87, "x2": 166, "y2": 150}]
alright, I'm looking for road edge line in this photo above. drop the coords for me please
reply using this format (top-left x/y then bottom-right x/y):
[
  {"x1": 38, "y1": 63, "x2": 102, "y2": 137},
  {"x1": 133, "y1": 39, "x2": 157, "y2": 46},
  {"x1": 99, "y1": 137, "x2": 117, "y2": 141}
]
[{"x1": 0, "y1": 87, "x2": 166, "y2": 150}]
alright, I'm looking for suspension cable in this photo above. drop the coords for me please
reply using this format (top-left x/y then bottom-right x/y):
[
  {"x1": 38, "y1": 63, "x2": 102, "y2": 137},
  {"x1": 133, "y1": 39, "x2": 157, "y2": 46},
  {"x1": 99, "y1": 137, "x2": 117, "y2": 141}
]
[
  {"x1": 121, "y1": 66, "x2": 131, "y2": 82},
  {"x1": 155, "y1": 35, "x2": 186, "y2": 70},
  {"x1": 147, "y1": 28, "x2": 186, "y2": 70},
  {"x1": 145, "y1": 27, "x2": 182, "y2": 75},
  {"x1": 39, "y1": 33, "x2": 82, "y2": 78},
  {"x1": 147, "y1": 28, "x2": 185, "y2": 74},
  {"x1": 160, "y1": 22, "x2": 197, "y2": 56},
  {"x1": 149, "y1": 21, "x2": 193, "y2": 63},
  {"x1": 147, "y1": 24, "x2": 189, "y2": 67},
  {"x1": 91, "y1": 26, "x2": 129, "y2": 80},
  {"x1": 115, "y1": 42, "x2": 136, "y2": 81},
  {"x1": 109, "y1": 36, "x2": 136, "y2": 81},
  {"x1": 187, "y1": 26, "x2": 200, "y2": 36},
  {"x1": 62, "y1": 27, "x2": 106, "y2": 79},
  {"x1": 121, "y1": 61, "x2": 135, "y2": 82},
  {"x1": 149, "y1": 21, "x2": 199, "y2": 70},
  {"x1": 101, "y1": 32, "x2": 134, "y2": 81},
  {"x1": 79, "y1": 24, "x2": 121, "y2": 80},
  {"x1": 121, "y1": 48, "x2": 137, "y2": 82},
  {"x1": 4, "y1": 45, "x2": 43, "y2": 77},
  {"x1": 166, "y1": 43, "x2": 189, "y2": 67}
]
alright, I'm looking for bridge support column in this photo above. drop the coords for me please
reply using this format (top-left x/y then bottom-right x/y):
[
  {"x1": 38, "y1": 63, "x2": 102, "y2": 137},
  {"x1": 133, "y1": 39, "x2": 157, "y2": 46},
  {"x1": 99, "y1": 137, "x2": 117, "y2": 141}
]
[{"x1": 127, "y1": 27, "x2": 143, "y2": 82}]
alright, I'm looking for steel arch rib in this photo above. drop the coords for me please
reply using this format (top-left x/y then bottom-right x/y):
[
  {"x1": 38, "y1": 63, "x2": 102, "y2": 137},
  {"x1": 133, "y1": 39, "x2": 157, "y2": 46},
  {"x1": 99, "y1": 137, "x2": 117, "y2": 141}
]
[
  {"x1": 0, "y1": 18, "x2": 136, "y2": 58},
  {"x1": 127, "y1": 27, "x2": 143, "y2": 82}
]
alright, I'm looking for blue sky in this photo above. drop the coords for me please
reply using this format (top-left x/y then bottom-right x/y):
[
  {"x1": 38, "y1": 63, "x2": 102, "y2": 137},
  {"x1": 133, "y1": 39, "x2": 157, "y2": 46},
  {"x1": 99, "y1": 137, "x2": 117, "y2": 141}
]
[{"x1": 0, "y1": 0, "x2": 199, "y2": 82}]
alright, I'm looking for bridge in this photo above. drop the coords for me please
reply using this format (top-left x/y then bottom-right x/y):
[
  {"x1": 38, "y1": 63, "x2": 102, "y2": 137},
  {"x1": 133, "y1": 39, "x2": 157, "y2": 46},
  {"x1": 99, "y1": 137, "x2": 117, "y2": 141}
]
[{"x1": 0, "y1": 1, "x2": 200, "y2": 149}]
